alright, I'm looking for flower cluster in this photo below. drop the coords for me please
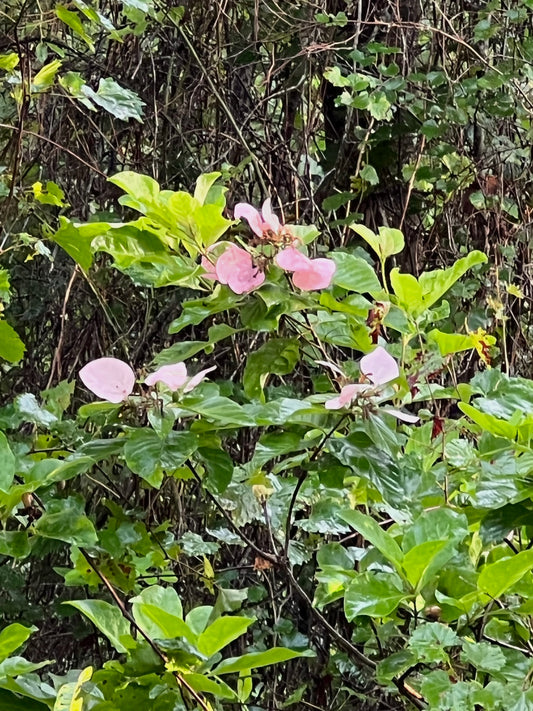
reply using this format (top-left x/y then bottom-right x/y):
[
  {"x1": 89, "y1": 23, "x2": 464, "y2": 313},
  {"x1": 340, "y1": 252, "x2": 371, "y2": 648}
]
[
  {"x1": 79, "y1": 358, "x2": 215, "y2": 403},
  {"x1": 201, "y1": 199, "x2": 336, "y2": 294},
  {"x1": 324, "y1": 346, "x2": 418, "y2": 423}
]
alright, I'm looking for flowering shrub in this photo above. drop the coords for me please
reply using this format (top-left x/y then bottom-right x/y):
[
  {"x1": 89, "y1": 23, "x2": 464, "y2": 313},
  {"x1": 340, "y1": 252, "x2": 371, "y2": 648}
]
[{"x1": 3, "y1": 170, "x2": 533, "y2": 711}]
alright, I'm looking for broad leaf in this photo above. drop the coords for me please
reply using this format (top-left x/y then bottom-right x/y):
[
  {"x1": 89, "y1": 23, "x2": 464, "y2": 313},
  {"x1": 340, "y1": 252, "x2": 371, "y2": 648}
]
[
  {"x1": 64, "y1": 600, "x2": 133, "y2": 653},
  {"x1": 339, "y1": 509, "x2": 403, "y2": 572},
  {"x1": 344, "y1": 572, "x2": 407, "y2": 619}
]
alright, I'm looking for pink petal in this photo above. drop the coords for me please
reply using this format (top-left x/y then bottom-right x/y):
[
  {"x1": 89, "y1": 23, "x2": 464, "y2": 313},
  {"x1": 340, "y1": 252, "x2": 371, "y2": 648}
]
[
  {"x1": 201, "y1": 255, "x2": 217, "y2": 280},
  {"x1": 292, "y1": 258, "x2": 336, "y2": 291},
  {"x1": 216, "y1": 244, "x2": 264, "y2": 294},
  {"x1": 275, "y1": 247, "x2": 311, "y2": 272},
  {"x1": 383, "y1": 408, "x2": 419, "y2": 423},
  {"x1": 360, "y1": 346, "x2": 399, "y2": 385},
  {"x1": 183, "y1": 365, "x2": 217, "y2": 393},
  {"x1": 261, "y1": 198, "x2": 281, "y2": 233},
  {"x1": 234, "y1": 203, "x2": 264, "y2": 238},
  {"x1": 325, "y1": 384, "x2": 360, "y2": 410},
  {"x1": 79, "y1": 358, "x2": 135, "y2": 403},
  {"x1": 145, "y1": 363, "x2": 188, "y2": 390}
]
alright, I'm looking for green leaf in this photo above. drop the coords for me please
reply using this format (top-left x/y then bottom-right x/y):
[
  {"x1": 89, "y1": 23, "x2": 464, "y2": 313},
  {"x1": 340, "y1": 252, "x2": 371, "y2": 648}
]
[
  {"x1": 243, "y1": 338, "x2": 300, "y2": 400},
  {"x1": 0, "y1": 321, "x2": 25, "y2": 362},
  {"x1": 344, "y1": 572, "x2": 407, "y2": 619},
  {"x1": 391, "y1": 251, "x2": 487, "y2": 318},
  {"x1": 408, "y1": 623, "x2": 459, "y2": 663},
  {"x1": 64, "y1": 600, "x2": 133, "y2": 653},
  {"x1": 461, "y1": 641, "x2": 506, "y2": 672},
  {"x1": 428, "y1": 329, "x2": 475, "y2": 356},
  {"x1": 0, "y1": 432, "x2": 15, "y2": 493},
  {"x1": 0, "y1": 53, "x2": 19, "y2": 72},
  {"x1": 53, "y1": 666, "x2": 93, "y2": 711},
  {"x1": 51, "y1": 218, "x2": 108, "y2": 270},
  {"x1": 0, "y1": 690, "x2": 49, "y2": 711},
  {"x1": 34, "y1": 498, "x2": 97, "y2": 547},
  {"x1": 350, "y1": 224, "x2": 404, "y2": 262},
  {"x1": 81, "y1": 78, "x2": 144, "y2": 122},
  {"x1": 0, "y1": 656, "x2": 50, "y2": 677},
  {"x1": 402, "y1": 540, "x2": 452, "y2": 590},
  {"x1": 15, "y1": 393, "x2": 57, "y2": 427},
  {"x1": 478, "y1": 550, "x2": 533, "y2": 599},
  {"x1": 124, "y1": 429, "x2": 198, "y2": 488},
  {"x1": 55, "y1": 6, "x2": 94, "y2": 50},
  {"x1": 458, "y1": 403, "x2": 518, "y2": 440},
  {"x1": 0, "y1": 624, "x2": 36, "y2": 663},
  {"x1": 211, "y1": 648, "x2": 311, "y2": 675},
  {"x1": 0, "y1": 531, "x2": 31, "y2": 559},
  {"x1": 194, "y1": 172, "x2": 222, "y2": 205},
  {"x1": 32, "y1": 60, "x2": 62, "y2": 91},
  {"x1": 130, "y1": 586, "x2": 197, "y2": 644},
  {"x1": 198, "y1": 447, "x2": 233, "y2": 493},
  {"x1": 330, "y1": 251, "x2": 382, "y2": 293},
  {"x1": 197, "y1": 616, "x2": 253, "y2": 657},
  {"x1": 360, "y1": 164, "x2": 379, "y2": 186},
  {"x1": 181, "y1": 672, "x2": 237, "y2": 700},
  {"x1": 339, "y1": 509, "x2": 403, "y2": 572}
]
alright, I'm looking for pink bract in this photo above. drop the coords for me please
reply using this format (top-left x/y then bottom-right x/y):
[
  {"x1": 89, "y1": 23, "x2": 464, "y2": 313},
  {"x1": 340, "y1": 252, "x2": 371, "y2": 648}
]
[
  {"x1": 183, "y1": 365, "x2": 217, "y2": 392},
  {"x1": 325, "y1": 383, "x2": 366, "y2": 410},
  {"x1": 145, "y1": 363, "x2": 188, "y2": 390},
  {"x1": 215, "y1": 244, "x2": 265, "y2": 294},
  {"x1": 292, "y1": 258, "x2": 337, "y2": 291},
  {"x1": 275, "y1": 246, "x2": 310, "y2": 272},
  {"x1": 276, "y1": 247, "x2": 336, "y2": 291},
  {"x1": 360, "y1": 346, "x2": 399, "y2": 385},
  {"x1": 145, "y1": 362, "x2": 216, "y2": 392},
  {"x1": 200, "y1": 254, "x2": 217, "y2": 280},
  {"x1": 79, "y1": 357, "x2": 135, "y2": 403},
  {"x1": 234, "y1": 198, "x2": 281, "y2": 237}
]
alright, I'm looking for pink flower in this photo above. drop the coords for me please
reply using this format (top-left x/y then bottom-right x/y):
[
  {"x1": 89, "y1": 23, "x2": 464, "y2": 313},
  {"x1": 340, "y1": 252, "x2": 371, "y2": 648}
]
[
  {"x1": 324, "y1": 347, "x2": 418, "y2": 422},
  {"x1": 145, "y1": 363, "x2": 188, "y2": 390},
  {"x1": 360, "y1": 346, "x2": 399, "y2": 385},
  {"x1": 325, "y1": 383, "x2": 368, "y2": 410},
  {"x1": 79, "y1": 358, "x2": 135, "y2": 403},
  {"x1": 145, "y1": 363, "x2": 216, "y2": 392},
  {"x1": 234, "y1": 199, "x2": 281, "y2": 238},
  {"x1": 213, "y1": 244, "x2": 265, "y2": 294},
  {"x1": 275, "y1": 247, "x2": 336, "y2": 291},
  {"x1": 201, "y1": 254, "x2": 217, "y2": 281}
]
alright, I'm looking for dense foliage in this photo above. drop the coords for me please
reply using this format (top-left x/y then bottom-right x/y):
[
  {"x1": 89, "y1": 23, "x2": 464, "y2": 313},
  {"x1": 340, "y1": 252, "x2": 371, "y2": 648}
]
[{"x1": 1, "y1": 1, "x2": 533, "y2": 710}]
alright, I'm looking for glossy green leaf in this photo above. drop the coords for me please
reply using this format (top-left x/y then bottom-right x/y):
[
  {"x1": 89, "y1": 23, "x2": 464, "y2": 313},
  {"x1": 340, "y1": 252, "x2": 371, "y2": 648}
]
[
  {"x1": 0, "y1": 432, "x2": 15, "y2": 492},
  {"x1": 344, "y1": 572, "x2": 407, "y2": 619},
  {"x1": 34, "y1": 498, "x2": 97, "y2": 547},
  {"x1": 197, "y1": 616, "x2": 253, "y2": 657},
  {"x1": 350, "y1": 224, "x2": 404, "y2": 262},
  {"x1": 243, "y1": 338, "x2": 300, "y2": 400},
  {"x1": 391, "y1": 251, "x2": 487, "y2": 318},
  {"x1": 339, "y1": 509, "x2": 403, "y2": 572},
  {"x1": 197, "y1": 447, "x2": 233, "y2": 493},
  {"x1": 124, "y1": 429, "x2": 198, "y2": 488},
  {"x1": 0, "y1": 531, "x2": 31, "y2": 559},
  {"x1": 402, "y1": 540, "x2": 452, "y2": 590},
  {"x1": 64, "y1": 600, "x2": 133, "y2": 653},
  {"x1": 181, "y1": 672, "x2": 237, "y2": 700},
  {"x1": 0, "y1": 623, "x2": 36, "y2": 663},
  {"x1": 53, "y1": 666, "x2": 93, "y2": 711},
  {"x1": 0, "y1": 321, "x2": 25, "y2": 363},
  {"x1": 131, "y1": 587, "x2": 196, "y2": 644},
  {"x1": 330, "y1": 251, "x2": 382, "y2": 293},
  {"x1": 478, "y1": 550, "x2": 533, "y2": 599},
  {"x1": 82, "y1": 78, "x2": 144, "y2": 122},
  {"x1": 211, "y1": 647, "x2": 311, "y2": 675}
]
